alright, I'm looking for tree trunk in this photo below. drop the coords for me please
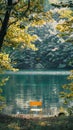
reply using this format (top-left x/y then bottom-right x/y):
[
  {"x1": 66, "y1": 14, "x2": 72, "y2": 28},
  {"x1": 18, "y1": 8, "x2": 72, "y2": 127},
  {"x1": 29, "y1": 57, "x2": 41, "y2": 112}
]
[
  {"x1": 0, "y1": 8, "x2": 12, "y2": 50},
  {"x1": 0, "y1": 0, "x2": 18, "y2": 50}
]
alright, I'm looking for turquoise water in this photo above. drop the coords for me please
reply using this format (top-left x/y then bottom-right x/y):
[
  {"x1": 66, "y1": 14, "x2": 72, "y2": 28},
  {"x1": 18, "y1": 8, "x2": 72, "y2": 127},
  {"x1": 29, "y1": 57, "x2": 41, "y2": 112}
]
[{"x1": 2, "y1": 71, "x2": 70, "y2": 115}]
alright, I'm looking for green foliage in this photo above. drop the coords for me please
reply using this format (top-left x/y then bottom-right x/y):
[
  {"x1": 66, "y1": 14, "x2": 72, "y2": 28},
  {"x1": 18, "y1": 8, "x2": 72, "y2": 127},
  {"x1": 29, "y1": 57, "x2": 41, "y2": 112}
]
[
  {"x1": 0, "y1": 76, "x2": 9, "y2": 111},
  {"x1": 56, "y1": 8, "x2": 73, "y2": 113},
  {"x1": 56, "y1": 8, "x2": 73, "y2": 41},
  {"x1": 60, "y1": 70, "x2": 73, "y2": 114},
  {"x1": 0, "y1": 113, "x2": 73, "y2": 130},
  {"x1": 0, "y1": 52, "x2": 15, "y2": 111}
]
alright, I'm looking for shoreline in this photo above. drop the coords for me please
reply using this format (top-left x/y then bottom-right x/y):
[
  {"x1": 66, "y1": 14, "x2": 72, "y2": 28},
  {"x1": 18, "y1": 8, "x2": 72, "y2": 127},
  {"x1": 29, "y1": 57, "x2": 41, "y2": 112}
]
[
  {"x1": 0, "y1": 113, "x2": 73, "y2": 130},
  {"x1": 11, "y1": 113, "x2": 55, "y2": 119}
]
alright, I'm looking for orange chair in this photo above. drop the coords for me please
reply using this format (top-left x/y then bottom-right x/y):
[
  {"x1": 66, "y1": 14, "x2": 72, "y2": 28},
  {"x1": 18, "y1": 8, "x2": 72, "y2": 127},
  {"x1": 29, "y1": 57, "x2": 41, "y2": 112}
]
[{"x1": 29, "y1": 101, "x2": 43, "y2": 117}]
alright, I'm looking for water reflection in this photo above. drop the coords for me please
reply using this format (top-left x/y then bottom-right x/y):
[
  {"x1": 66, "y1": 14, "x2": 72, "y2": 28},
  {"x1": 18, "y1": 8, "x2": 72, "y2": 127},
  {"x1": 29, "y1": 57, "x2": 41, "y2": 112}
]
[{"x1": 2, "y1": 71, "x2": 69, "y2": 115}]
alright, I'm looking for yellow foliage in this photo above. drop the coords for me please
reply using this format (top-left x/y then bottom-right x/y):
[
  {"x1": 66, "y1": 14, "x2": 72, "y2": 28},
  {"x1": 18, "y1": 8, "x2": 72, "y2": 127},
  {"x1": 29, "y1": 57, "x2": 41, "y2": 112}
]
[
  {"x1": 4, "y1": 21, "x2": 38, "y2": 51},
  {"x1": 0, "y1": 53, "x2": 18, "y2": 73},
  {"x1": 58, "y1": 9, "x2": 73, "y2": 19},
  {"x1": 69, "y1": 16, "x2": 73, "y2": 22},
  {"x1": 31, "y1": 19, "x2": 46, "y2": 27},
  {"x1": 8, "y1": 123, "x2": 20, "y2": 130},
  {"x1": 0, "y1": 77, "x2": 9, "y2": 86},
  {"x1": 56, "y1": 9, "x2": 73, "y2": 44},
  {"x1": 59, "y1": 107, "x2": 65, "y2": 113},
  {"x1": 56, "y1": 22, "x2": 71, "y2": 32},
  {"x1": 31, "y1": 11, "x2": 53, "y2": 27}
]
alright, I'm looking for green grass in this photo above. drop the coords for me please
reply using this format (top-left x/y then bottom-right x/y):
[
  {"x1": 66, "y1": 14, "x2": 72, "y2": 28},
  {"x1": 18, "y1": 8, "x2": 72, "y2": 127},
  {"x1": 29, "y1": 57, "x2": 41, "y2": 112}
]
[{"x1": 0, "y1": 114, "x2": 73, "y2": 130}]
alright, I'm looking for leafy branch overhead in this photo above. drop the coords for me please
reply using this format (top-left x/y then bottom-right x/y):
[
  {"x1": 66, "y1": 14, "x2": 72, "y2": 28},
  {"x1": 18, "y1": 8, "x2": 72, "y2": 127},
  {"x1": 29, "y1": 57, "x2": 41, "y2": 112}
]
[
  {"x1": 56, "y1": 8, "x2": 73, "y2": 43},
  {"x1": 0, "y1": 0, "x2": 37, "y2": 50},
  {"x1": 0, "y1": 0, "x2": 53, "y2": 72}
]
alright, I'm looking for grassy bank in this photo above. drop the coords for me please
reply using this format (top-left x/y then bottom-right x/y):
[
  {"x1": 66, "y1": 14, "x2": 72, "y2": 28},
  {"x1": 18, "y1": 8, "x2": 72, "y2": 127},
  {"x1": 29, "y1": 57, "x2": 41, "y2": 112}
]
[{"x1": 0, "y1": 114, "x2": 73, "y2": 130}]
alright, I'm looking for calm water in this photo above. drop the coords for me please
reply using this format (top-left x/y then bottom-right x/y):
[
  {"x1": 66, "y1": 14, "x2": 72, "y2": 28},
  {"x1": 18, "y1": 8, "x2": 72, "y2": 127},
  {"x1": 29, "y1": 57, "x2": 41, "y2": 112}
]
[{"x1": 2, "y1": 71, "x2": 70, "y2": 115}]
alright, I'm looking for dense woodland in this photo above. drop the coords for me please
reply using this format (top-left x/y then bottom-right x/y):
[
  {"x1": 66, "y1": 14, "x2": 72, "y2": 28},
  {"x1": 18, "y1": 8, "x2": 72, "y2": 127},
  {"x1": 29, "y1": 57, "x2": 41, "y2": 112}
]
[{"x1": 0, "y1": 0, "x2": 73, "y2": 116}]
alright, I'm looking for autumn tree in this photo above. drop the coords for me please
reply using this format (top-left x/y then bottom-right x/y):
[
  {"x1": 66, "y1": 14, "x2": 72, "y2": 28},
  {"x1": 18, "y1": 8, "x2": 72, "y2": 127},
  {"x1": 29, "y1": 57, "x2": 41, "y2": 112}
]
[
  {"x1": 56, "y1": 8, "x2": 73, "y2": 114},
  {"x1": 0, "y1": 0, "x2": 39, "y2": 111},
  {"x1": 0, "y1": 0, "x2": 52, "y2": 111}
]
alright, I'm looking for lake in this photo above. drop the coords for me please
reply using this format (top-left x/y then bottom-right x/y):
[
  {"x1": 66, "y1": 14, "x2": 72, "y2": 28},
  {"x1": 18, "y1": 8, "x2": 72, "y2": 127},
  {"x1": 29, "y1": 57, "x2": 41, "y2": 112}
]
[{"x1": 2, "y1": 70, "x2": 70, "y2": 115}]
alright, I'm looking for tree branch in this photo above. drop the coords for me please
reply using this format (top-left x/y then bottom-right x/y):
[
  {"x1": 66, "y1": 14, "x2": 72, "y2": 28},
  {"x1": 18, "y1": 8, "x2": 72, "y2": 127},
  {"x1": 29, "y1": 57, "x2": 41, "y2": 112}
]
[
  {"x1": 0, "y1": 18, "x2": 2, "y2": 24},
  {"x1": 0, "y1": 0, "x2": 19, "y2": 50}
]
